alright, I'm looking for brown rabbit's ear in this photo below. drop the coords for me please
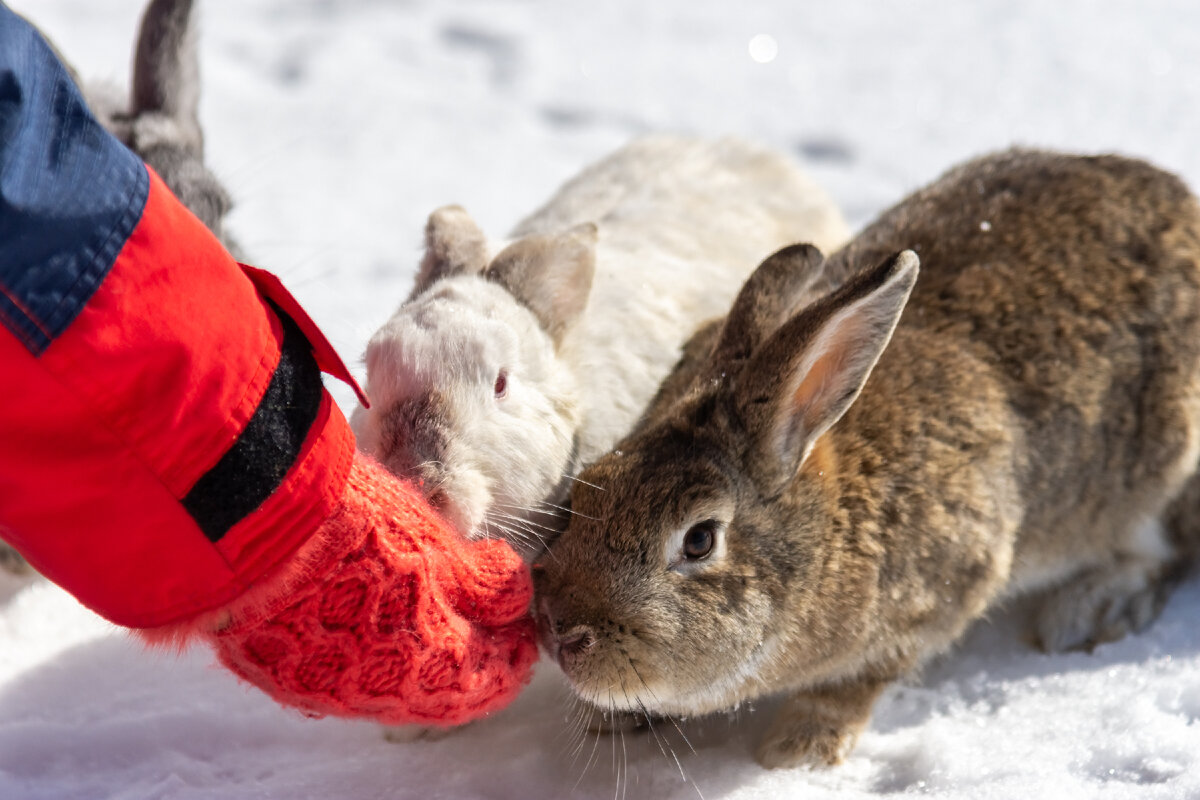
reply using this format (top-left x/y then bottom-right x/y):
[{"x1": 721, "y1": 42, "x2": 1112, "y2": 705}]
[
  {"x1": 485, "y1": 223, "x2": 597, "y2": 346},
  {"x1": 735, "y1": 250, "x2": 919, "y2": 494},
  {"x1": 411, "y1": 205, "x2": 491, "y2": 297},
  {"x1": 712, "y1": 243, "x2": 827, "y2": 369},
  {"x1": 131, "y1": 0, "x2": 202, "y2": 154}
]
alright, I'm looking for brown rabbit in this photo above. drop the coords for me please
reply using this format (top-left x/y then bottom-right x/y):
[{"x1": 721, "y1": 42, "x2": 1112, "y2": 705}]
[{"x1": 534, "y1": 149, "x2": 1200, "y2": 769}]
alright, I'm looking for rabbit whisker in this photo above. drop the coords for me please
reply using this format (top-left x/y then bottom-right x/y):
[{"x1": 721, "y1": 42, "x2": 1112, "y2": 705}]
[
  {"x1": 609, "y1": 698, "x2": 617, "y2": 799},
  {"x1": 486, "y1": 512, "x2": 562, "y2": 562},
  {"x1": 569, "y1": 711, "x2": 596, "y2": 770},
  {"x1": 491, "y1": 501, "x2": 569, "y2": 534},
  {"x1": 563, "y1": 695, "x2": 593, "y2": 766},
  {"x1": 625, "y1": 656, "x2": 698, "y2": 758},
  {"x1": 634, "y1": 697, "x2": 664, "y2": 754},
  {"x1": 536, "y1": 499, "x2": 600, "y2": 520},
  {"x1": 623, "y1": 654, "x2": 691, "y2": 786},
  {"x1": 489, "y1": 509, "x2": 559, "y2": 535},
  {"x1": 562, "y1": 473, "x2": 606, "y2": 492},
  {"x1": 487, "y1": 519, "x2": 520, "y2": 542},
  {"x1": 613, "y1": 678, "x2": 630, "y2": 800},
  {"x1": 619, "y1": 721, "x2": 628, "y2": 800},
  {"x1": 491, "y1": 519, "x2": 545, "y2": 548},
  {"x1": 573, "y1": 705, "x2": 605, "y2": 791},
  {"x1": 488, "y1": 520, "x2": 538, "y2": 549},
  {"x1": 637, "y1": 697, "x2": 682, "y2": 779},
  {"x1": 562, "y1": 702, "x2": 585, "y2": 765},
  {"x1": 617, "y1": 681, "x2": 643, "y2": 800}
]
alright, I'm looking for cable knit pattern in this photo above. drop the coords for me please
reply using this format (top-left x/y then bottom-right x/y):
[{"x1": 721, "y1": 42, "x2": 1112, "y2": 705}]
[{"x1": 208, "y1": 454, "x2": 538, "y2": 726}]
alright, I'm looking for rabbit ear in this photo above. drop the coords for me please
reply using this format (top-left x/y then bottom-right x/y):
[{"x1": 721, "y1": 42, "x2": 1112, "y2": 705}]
[
  {"x1": 735, "y1": 250, "x2": 919, "y2": 493},
  {"x1": 486, "y1": 223, "x2": 597, "y2": 346},
  {"x1": 131, "y1": 0, "x2": 202, "y2": 154},
  {"x1": 712, "y1": 243, "x2": 827, "y2": 369},
  {"x1": 410, "y1": 205, "x2": 491, "y2": 296},
  {"x1": 126, "y1": 0, "x2": 238, "y2": 251}
]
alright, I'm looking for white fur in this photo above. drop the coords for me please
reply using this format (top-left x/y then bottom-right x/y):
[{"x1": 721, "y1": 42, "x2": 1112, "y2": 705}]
[{"x1": 353, "y1": 135, "x2": 850, "y2": 542}]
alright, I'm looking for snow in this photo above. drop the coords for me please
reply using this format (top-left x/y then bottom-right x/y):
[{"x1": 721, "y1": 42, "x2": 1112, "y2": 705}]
[{"x1": 4, "y1": 0, "x2": 1200, "y2": 797}]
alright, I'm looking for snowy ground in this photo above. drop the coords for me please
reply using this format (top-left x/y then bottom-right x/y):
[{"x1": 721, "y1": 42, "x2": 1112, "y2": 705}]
[{"x1": 4, "y1": 1, "x2": 1200, "y2": 798}]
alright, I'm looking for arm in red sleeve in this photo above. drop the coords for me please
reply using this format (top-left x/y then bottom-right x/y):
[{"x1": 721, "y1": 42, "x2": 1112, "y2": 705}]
[{"x1": 0, "y1": 4, "x2": 535, "y2": 726}]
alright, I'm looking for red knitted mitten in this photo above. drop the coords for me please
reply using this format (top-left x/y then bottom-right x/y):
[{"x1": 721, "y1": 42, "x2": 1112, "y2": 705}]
[{"x1": 202, "y1": 454, "x2": 538, "y2": 726}]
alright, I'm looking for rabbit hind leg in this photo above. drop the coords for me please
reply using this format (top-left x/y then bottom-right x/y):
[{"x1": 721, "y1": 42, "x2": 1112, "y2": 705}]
[{"x1": 1031, "y1": 515, "x2": 1184, "y2": 653}]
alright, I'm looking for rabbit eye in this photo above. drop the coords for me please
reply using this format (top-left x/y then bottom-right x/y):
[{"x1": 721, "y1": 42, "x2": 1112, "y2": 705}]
[
  {"x1": 682, "y1": 521, "x2": 717, "y2": 560},
  {"x1": 494, "y1": 370, "x2": 508, "y2": 399}
]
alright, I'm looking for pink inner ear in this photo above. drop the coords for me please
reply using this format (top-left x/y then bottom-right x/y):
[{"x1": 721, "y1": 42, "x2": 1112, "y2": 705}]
[{"x1": 791, "y1": 333, "x2": 852, "y2": 434}]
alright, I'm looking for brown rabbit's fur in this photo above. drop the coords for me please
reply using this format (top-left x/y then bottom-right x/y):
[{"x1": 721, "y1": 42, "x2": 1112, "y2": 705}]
[{"x1": 534, "y1": 149, "x2": 1200, "y2": 769}]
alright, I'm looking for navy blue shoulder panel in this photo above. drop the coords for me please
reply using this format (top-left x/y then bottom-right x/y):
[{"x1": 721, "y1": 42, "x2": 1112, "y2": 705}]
[{"x1": 0, "y1": 4, "x2": 148, "y2": 355}]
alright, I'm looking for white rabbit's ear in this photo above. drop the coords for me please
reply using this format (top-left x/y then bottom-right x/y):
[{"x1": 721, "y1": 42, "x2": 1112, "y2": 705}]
[
  {"x1": 486, "y1": 223, "x2": 597, "y2": 346},
  {"x1": 736, "y1": 250, "x2": 918, "y2": 494},
  {"x1": 131, "y1": 0, "x2": 202, "y2": 154},
  {"x1": 411, "y1": 205, "x2": 491, "y2": 296}
]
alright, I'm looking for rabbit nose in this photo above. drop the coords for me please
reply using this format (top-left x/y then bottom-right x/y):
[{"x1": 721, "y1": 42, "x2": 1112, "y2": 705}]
[
  {"x1": 537, "y1": 597, "x2": 596, "y2": 669},
  {"x1": 426, "y1": 487, "x2": 449, "y2": 511},
  {"x1": 558, "y1": 626, "x2": 596, "y2": 660}
]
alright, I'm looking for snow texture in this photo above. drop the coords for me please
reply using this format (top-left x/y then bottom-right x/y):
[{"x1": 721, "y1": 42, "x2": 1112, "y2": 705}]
[{"x1": 4, "y1": 1, "x2": 1200, "y2": 798}]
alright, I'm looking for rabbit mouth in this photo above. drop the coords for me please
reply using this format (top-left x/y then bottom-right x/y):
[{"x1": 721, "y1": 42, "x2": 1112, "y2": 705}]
[
  {"x1": 533, "y1": 606, "x2": 666, "y2": 712},
  {"x1": 541, "y1": 614, "x2": 784, "y2": 716}
]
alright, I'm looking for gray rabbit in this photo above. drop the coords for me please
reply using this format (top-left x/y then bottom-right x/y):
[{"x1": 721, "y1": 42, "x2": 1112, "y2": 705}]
[{"x1": 535, "y1": 149, "x2": 1200, "y2": 768}]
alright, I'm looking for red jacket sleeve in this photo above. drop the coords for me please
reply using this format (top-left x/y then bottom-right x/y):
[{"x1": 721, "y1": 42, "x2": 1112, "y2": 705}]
[{"x1": 0, "y1": 6, "x2": 366, "y2": 628}]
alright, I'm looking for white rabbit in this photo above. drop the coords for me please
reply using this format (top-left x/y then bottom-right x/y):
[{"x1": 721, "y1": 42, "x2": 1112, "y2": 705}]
[{"x1": 351, "y1": 135, "x2": 849, "y2": 550}]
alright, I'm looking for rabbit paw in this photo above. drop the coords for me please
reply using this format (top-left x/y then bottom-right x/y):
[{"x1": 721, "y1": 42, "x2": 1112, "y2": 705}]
[
  {"x1": 755, "y1": 679, "x2": 886, "y2": 769},
  {"x1": 1033, "y1": 558, "x2": 1171, "y2": 653},
  {"x1": 755, "y1": 716, "x2": 856, "y2": 769}
]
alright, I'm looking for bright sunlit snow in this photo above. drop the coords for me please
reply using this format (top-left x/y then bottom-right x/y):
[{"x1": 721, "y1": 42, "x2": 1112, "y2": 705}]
[{"x1": 3, "y1": 1, "x2": 1199, "y2": 798}]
